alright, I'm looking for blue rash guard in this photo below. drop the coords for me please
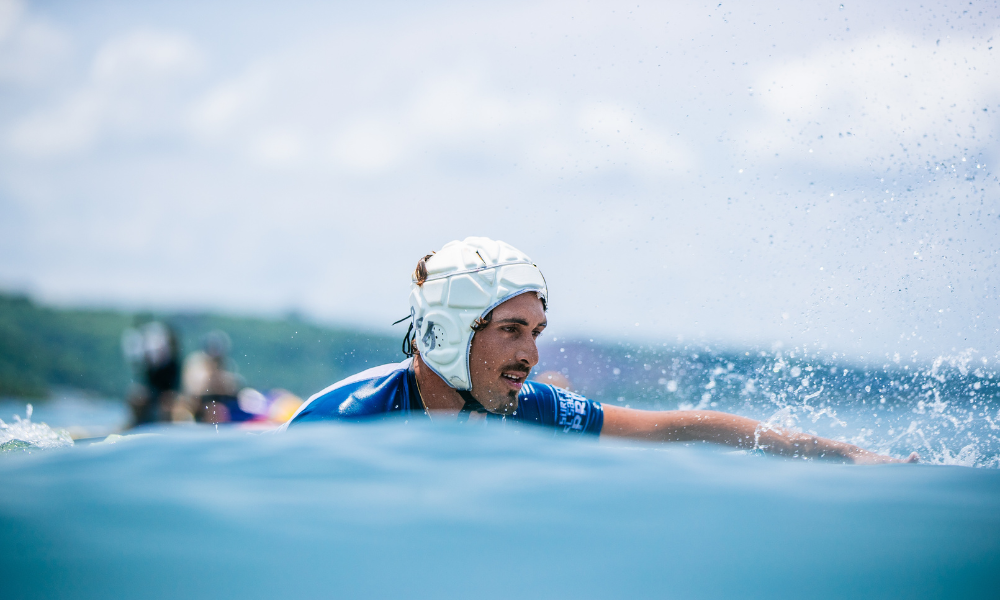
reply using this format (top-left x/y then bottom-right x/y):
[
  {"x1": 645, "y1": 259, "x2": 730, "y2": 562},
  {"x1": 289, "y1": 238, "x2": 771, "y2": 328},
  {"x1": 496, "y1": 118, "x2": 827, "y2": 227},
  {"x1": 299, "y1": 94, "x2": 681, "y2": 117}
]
[{"x1": 284, "y1": 359, "x2": 603, "y2": 435}]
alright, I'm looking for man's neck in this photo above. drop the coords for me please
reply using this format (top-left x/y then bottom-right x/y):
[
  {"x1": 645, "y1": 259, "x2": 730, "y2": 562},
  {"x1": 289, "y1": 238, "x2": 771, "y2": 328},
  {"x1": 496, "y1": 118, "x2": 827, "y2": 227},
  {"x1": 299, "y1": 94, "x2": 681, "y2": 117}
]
[{"x1": 413, "y1": 354, "x2": 466, "y2": 414}]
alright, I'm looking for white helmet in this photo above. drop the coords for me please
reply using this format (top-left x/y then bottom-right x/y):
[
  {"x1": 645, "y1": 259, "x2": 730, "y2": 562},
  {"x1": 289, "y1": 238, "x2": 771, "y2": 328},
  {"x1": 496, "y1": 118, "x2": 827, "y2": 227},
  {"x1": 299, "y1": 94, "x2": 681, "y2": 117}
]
[{"x1": 408, "y1": 237, "x2": 547, "y2": 391}]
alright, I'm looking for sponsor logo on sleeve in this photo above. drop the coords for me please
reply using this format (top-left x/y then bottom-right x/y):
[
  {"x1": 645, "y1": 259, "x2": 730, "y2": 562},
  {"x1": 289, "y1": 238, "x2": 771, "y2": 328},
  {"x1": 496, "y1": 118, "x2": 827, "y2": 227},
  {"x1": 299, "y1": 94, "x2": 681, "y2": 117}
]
[{"x1": 556, "y1": 388, "x2": 590, "y2": 432}]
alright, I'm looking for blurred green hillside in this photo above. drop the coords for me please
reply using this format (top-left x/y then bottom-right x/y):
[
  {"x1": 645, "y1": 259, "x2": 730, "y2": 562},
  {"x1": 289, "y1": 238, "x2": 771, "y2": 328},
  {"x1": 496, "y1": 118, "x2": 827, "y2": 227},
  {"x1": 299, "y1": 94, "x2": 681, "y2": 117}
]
[{"x1": 0, "y1": 292, "x2": 399, "y2": 399}]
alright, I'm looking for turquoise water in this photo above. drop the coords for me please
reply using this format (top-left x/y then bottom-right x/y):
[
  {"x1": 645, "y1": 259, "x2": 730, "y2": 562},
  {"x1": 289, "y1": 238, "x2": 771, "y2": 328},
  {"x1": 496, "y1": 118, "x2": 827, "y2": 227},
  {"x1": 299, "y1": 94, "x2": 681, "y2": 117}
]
[
  {"x1": 2, "y1": 347, "x2": 999, "y2": 598},
  {"x1": 2, "y1": 420, "x2": 999, "y2": 599},
  {"x1": 0, "y1": 391, "x2": 130, "y2": 440}
]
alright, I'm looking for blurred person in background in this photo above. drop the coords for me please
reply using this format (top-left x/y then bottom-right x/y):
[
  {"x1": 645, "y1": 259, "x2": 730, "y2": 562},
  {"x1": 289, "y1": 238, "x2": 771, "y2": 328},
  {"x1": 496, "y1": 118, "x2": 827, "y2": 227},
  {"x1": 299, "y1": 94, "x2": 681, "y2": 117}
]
[
  {"x1": 121, "y1": 318, "x2": 182, "y2": 426},
  {"x1": 179, "y1": 330, "x2": 305, "y2": 426},
  {"x1": 534, "y1": 371, "x2": 573, "y2": 391},
  {"x1": 182, "y1": 330, "x2": 248, "y2": 423}
]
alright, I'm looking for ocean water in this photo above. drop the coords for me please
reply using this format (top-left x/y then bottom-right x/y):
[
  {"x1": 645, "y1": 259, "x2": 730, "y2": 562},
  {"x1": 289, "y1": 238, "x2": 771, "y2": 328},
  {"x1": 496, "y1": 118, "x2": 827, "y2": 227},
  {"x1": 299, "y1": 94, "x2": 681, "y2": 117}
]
[
  {"x1": 1, "y1": 420, "x2": 999, "y2": 599},
  {"x1": 2, "y1": 346, "x2": 999, "y2": 599},
  {"x1": 0, "y1": 390, "x2": 130, "y2": 440},
  {"x1": 539, "y1": 343, "x2": 1000, "y2": 467}
]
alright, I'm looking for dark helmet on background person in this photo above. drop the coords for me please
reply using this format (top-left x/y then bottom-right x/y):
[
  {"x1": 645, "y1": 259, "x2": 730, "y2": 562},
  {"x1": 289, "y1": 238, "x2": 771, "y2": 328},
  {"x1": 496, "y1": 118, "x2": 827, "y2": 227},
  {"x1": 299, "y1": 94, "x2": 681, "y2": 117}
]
[{"x1": 203, "y1": 330, "x2": 231, "y2": 361}]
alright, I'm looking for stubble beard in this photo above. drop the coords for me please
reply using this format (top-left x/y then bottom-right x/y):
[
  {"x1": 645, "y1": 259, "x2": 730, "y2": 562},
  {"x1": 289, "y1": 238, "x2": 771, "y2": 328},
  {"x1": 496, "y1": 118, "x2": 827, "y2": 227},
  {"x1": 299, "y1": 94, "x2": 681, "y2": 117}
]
[
  {"x1": 481, "y1": 387, "x2": 520, "y2": 416},
  {"x1": 495, "y1": 391, "x2": 519, "y2": 415},
  {"x1": 476, "y1": 363, "x2": 527, "y2": 416}
]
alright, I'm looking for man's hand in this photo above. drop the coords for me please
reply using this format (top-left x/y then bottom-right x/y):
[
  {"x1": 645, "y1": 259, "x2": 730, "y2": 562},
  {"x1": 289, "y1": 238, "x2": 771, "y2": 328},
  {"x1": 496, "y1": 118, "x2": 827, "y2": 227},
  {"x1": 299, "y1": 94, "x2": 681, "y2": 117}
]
[{"x1": 601, "y1": 404, "x2": 919, "y2": 464}]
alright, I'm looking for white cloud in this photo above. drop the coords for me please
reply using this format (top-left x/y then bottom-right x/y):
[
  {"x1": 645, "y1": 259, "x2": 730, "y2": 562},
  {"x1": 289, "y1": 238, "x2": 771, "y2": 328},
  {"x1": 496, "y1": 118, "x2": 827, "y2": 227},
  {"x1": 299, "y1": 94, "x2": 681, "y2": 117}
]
[
  {"x1": 0, "y1": 0, "x2": 20, "y2": 41},
  {"x1": 189, "y1": 64, "x2": 272, "y2": 138},
  {"x1": 328, "y1": 117, "x2": 405, "y2": 173},
  {"x1": 323, "y1": 74, "x2": 561, "y2": 175},
  {"x1": 323, "y1": 77, "x2": 690, "y2": 178},
  {"x1": 405, "y1": 74, "x2": 554, "y2": 139},
  {"x1": 249, "y1": 128, "x2": 305, "y2": 167},
  {"x1": 749, "y1": 30, "x2": 1000, "y2": 168},
  {"x1": 91, "y1": 30, "x2": 201, "y2": 84},
  {"x1": 188, "y1": 49, "x2": 687, "y2": 179},
  {"x1": 527, "y1": 102, "x2": 693, "y2": 176},
  {"x1": 7, "y1": 29, "x2": 202, "y2": 156},
  {"x1": 0, "y1": 0, "x2": 68, "y2": 84},
  {"x1": 7, "y1": 88, "x2": 102, "y2": 154}
]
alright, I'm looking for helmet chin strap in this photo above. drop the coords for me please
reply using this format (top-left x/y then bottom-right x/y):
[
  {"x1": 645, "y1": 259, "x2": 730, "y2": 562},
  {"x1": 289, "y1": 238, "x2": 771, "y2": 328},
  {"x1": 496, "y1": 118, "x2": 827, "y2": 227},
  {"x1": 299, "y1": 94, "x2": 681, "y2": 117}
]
[{"x1": 456, "y1": 389, "x2": 487, "y2": 422}]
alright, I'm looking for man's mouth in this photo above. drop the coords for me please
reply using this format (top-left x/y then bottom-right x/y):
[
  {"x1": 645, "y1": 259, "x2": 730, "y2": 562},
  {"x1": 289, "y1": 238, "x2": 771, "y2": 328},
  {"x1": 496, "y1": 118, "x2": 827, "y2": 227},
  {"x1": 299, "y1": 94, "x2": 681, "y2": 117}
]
[{"x1": 501, "y1": 370, "x2": 528, "y2": 391}]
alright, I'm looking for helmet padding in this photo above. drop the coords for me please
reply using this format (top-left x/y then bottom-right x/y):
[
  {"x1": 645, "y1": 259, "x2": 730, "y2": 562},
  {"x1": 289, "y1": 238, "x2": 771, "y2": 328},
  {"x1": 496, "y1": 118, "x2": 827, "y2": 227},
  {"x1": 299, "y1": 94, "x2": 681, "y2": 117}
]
[{"x1": 408, "y1": 237, "x2": 547, "y2": 391}]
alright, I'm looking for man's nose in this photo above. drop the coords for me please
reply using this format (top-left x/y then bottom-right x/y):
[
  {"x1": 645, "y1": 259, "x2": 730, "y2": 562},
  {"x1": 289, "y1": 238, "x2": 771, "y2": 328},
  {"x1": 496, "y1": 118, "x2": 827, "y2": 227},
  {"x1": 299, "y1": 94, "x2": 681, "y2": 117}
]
[{"x1": 516, "y1": 336, "x2": 539, "y2": 367}]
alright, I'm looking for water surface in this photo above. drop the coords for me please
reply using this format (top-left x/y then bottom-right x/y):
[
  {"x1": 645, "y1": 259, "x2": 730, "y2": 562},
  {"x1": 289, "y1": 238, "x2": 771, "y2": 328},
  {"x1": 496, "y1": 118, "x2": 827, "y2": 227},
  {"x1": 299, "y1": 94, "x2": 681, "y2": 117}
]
[{"x1": 2, "y1": 420, "x2": 998, "y2": 599}]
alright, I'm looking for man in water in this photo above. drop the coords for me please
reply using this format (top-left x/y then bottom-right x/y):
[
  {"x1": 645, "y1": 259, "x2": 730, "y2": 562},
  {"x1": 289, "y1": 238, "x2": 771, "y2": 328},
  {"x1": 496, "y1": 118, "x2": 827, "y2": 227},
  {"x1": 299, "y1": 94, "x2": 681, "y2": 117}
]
[{"x1": 284, "y1": 237, "x2": 918, "y2": 464}]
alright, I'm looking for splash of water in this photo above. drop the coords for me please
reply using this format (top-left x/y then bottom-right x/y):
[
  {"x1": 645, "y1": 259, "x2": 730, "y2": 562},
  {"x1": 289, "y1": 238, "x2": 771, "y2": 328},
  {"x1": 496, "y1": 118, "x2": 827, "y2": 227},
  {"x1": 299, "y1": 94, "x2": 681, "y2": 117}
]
[
  {"x1": 0, "y1": 404, "x2": 74, "y2": 453},
  {"x1": 539, "y1": 341, "x2": 1000, "y2": 467}
]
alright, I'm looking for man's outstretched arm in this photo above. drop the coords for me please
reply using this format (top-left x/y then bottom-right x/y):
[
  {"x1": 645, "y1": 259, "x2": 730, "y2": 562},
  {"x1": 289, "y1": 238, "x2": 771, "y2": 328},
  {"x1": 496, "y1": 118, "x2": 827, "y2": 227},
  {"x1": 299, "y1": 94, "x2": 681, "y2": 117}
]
[{"x1": 600, "y1": 405, "x2": 919, "y2": 464}]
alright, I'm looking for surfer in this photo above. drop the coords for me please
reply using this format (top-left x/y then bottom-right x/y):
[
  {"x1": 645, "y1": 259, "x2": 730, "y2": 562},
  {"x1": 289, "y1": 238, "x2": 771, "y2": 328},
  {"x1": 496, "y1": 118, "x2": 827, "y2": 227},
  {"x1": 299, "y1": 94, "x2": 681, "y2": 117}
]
[
  {"x1": 121, "y1": 319, "x2": 182, "y2": 426},
  {"x1": 182, "y1": 330, "x2": 252, "y2": 423},
  {"x1": 283, "y1": 237, "x2": 918, "y2": 464}
]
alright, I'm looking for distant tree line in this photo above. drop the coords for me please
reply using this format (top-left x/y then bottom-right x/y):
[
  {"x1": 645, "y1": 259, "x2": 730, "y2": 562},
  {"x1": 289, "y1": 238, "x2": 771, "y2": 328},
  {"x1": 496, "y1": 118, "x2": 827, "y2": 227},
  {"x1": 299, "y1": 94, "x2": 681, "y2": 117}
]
[{"x1": 0, "y1": 292, "x2": 399, "y2": 400}]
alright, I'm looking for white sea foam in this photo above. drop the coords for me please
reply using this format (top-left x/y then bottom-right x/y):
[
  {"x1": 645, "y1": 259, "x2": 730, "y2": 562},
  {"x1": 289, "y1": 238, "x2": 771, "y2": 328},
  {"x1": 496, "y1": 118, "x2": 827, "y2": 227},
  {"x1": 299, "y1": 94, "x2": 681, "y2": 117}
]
[
  {"x1": 0, "y1": 404, "x2": 74, "y2": 452},
  {"x1": 540, "y1": 342, "x2": 1000, "y2": 467}
]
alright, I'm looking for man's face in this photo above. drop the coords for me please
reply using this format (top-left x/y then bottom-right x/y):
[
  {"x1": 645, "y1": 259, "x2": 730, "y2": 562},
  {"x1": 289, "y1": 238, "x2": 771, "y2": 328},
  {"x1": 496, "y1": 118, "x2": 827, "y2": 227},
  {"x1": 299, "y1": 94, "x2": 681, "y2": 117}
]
[{"x1": 468, "y1": 292, "x2": 546, "y2": 414}]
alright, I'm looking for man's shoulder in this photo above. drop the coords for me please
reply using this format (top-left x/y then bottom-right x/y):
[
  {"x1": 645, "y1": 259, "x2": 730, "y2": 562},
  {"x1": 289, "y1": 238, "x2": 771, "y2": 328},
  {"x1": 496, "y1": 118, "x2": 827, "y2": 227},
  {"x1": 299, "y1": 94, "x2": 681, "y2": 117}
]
[
  {"x1": 516, "y1": 382, "x2": 603, "y2": 434},
  {"x1": 284, "y1": 360, "x2": 414, "y2": 427},
  {"x1": 308, "y1": 360, "x2": 412, "y2": 400}
]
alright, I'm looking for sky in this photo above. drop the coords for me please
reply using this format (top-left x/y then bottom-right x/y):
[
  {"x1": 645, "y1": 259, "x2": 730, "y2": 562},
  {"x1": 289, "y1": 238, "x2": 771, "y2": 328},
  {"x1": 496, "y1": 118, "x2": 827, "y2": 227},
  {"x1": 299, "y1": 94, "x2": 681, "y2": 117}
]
[{"x1": 0, "y1": 0, "x2": 998, "y2": 362}]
